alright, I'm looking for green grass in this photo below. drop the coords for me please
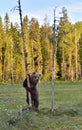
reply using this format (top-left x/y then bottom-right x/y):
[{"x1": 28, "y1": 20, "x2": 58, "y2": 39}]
[{"x1": 0, "y1": 81, "x2": 82, "y2": 130}]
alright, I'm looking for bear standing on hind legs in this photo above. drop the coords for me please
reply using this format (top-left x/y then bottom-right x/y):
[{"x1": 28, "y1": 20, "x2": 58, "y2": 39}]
[{"x1": 23, "y1": 72, "x2": 41, "y2": 111}]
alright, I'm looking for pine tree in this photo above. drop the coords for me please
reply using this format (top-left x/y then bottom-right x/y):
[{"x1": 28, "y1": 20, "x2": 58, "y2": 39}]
[
  {"x1": 79, "y1": 34, "x2": 82, "y2": 78},
  {"x1": 29, "y1": 18, "x2": 42, "y2": 74},
  {"x1": 10, "y1": 23, "x2": 23, "y2": 83},
  {"x1": 3, "y1": 13, "x2": 12, "y2": 82},
  {"x1": 23, "y1": 16, "x2": 32, "y2": 74},
  {"x1": 57, "y1": 7, "x2": 74, "y2": 80},
  {"x1": 0, "y1": 17, "x2": 4, "y2": 82},
  {"x1": 75, "y1": 22, "x2": 82, "y2": 79},
  {"x1": 40, "y1": 18, "x2": 52, "y2": 81}
]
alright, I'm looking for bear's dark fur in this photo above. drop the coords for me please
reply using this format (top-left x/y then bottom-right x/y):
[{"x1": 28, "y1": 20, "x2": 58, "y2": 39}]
[{"x1": 23, "y1": 72, "x2": 41, "y2": 110}]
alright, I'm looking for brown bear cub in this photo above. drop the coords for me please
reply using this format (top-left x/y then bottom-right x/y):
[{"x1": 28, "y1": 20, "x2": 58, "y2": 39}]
[{"x1": 23, "y1": 72, "x2": 41, "y2": 110}]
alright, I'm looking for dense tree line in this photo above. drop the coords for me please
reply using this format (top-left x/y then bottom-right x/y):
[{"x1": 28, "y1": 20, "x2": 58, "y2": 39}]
[{"x1": 0, "y1": 7, "x2": 82, "y2": 83}]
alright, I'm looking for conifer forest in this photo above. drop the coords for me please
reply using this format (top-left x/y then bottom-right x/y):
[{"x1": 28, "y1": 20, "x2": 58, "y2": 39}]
[{"x1": 0, "y1": 7, "x2": 82, "y2": 83}]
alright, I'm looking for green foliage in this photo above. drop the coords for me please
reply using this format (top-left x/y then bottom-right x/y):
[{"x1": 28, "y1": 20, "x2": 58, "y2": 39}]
[
  {"x1": 40, "y1": 21, "x2": 53, "y2": 80},
  {"x1": 0, "y1": 17, "x2": 4, "y2": 81},
  {"x1": 0, "y1": 9, "x2": 82, "y2": 83},
  {"x1": 23, "y1": 16, "x2": 32, "y2": 74},
  {"x1": 29, "y1": 18, "x2": 42, "y2": 74},
  {"x1": 57, "y1": 7, "x2": 82, "y2": 80}
]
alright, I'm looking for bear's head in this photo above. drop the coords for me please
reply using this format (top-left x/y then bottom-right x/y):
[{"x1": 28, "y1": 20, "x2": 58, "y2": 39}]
[{"x1": 29, "y1": 72, "x2": 41, "y2": 85}]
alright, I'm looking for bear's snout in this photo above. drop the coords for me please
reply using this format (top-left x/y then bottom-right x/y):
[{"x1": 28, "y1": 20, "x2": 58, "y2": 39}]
[{"x1": 36, "y1": 77, "x2": 39, "y2": 82}]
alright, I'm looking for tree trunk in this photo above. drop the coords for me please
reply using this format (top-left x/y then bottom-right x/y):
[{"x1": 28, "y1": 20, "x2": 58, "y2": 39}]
[
  {"x1": 52, "y1": 43, "x2": 55, "y2": 112},
  {"x1": 51, "y1": 9, "x2": 57, "y2": 112},
  {"x1": 18, "y1": 0, "x2": 32, "y2": 107},
  {"x1": 75, "y1": 28, "x2": 78, "y2": 80}
]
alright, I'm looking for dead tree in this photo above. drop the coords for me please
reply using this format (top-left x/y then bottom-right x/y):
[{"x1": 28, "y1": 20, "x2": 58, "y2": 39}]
[
  {"x1": 18, "y1": 0, "x2": 32, "y2": 107},
  {"x1": 51, "y1": 8, "x2": 57, "y2": 112}
]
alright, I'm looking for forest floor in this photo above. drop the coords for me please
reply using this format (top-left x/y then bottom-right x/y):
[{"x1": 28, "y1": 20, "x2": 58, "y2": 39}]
[{"x1": 0, "y1": 81, "x2": 82, "y2": 130}]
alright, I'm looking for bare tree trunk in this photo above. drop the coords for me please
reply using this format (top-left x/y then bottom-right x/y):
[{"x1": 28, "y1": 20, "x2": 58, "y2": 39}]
[
  {"x1": 11, "y1": 56, "x2": 14, "y2": 85},
  {"x1": 2, "y1": 56, "x2": 5, "y2": 83},
  {"x1": 18, "y1": 0, "x2": 32, "y2": 107},
  {"x1": 69, "y1": 49, "x2": 72, "y2": 80},
  {"x1": 11, "y1": 43, "x2": 14, "y2": 85},
  {"x1": 75, "y1": 28, "x2": 78, "y2": 80},
  {"x1": 51, "y1": 9, "x2": 57, "y2": 112},
  {"x1": 62, "y1": 47, "x2": 66, "y2": 80},
  {"x1": 81, "y1": 64, "x2": 82, "y2": 78},
  {"x1": 52, "y1": 43, "x2": 55, "y2": 112}
]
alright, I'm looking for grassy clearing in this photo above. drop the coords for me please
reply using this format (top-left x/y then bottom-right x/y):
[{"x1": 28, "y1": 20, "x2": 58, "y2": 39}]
[{"x1": 0, "y1": 81, "x2": 82, "y2": 130}]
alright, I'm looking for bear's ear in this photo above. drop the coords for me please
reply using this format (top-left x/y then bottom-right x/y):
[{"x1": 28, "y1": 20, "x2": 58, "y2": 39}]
[
  {"x1": 32, "y1": 72, "x2": 36, "y2": 75},
  {"x1": 39, "y1": 74, "x2": 41, "y2": 77}
]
